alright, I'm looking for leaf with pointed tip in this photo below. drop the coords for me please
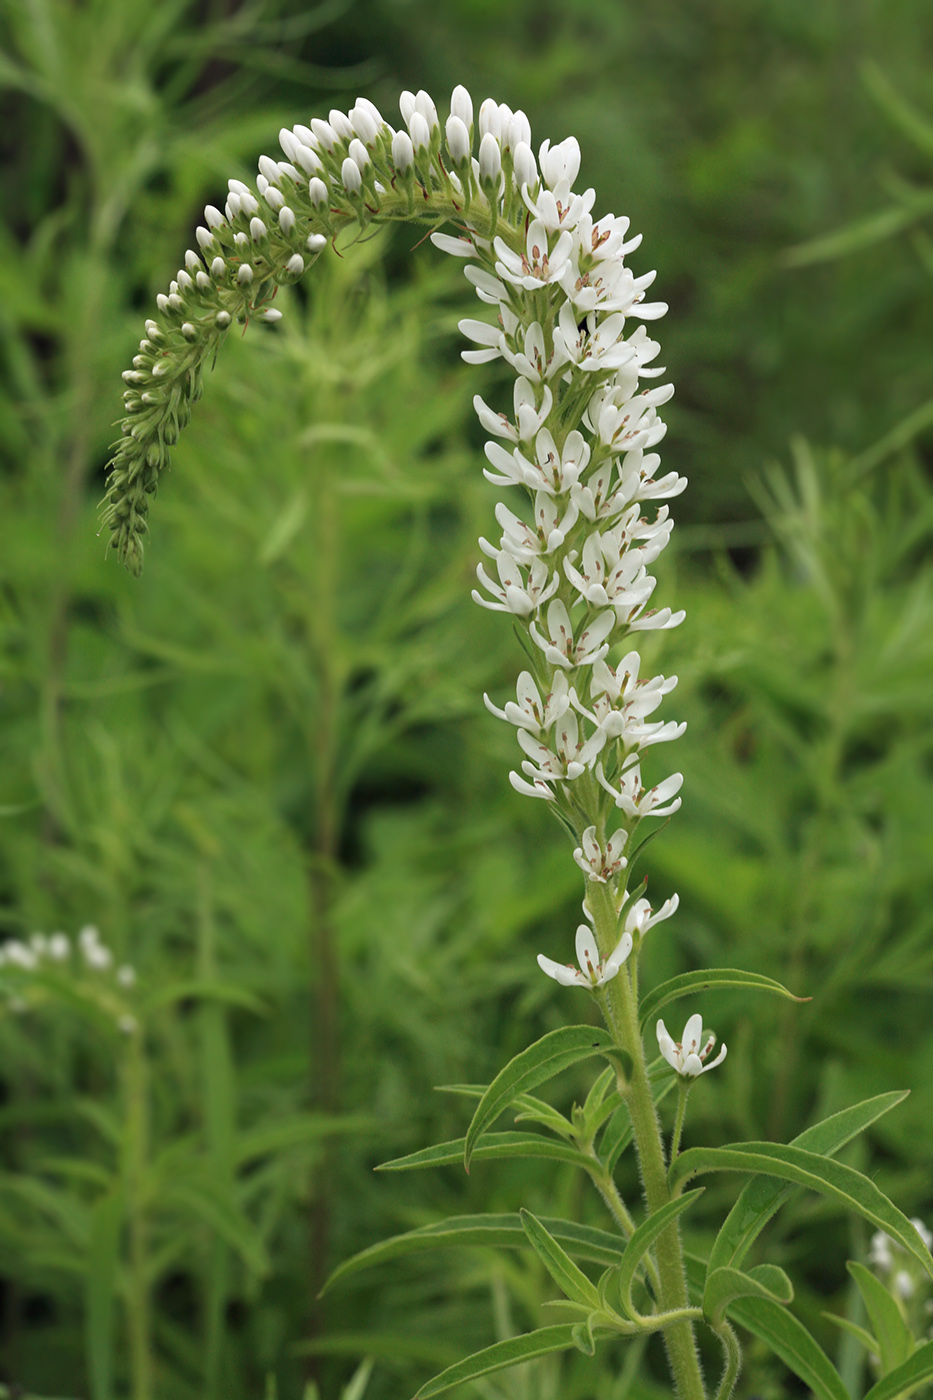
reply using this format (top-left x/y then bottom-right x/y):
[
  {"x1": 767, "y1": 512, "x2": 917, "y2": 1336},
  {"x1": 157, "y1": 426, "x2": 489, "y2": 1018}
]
[
  {"x1": 377, "y1": 1132, "x2": 593, "y2": 1173},
  {"x1": 521, "y1": 1210, "x2": 601, "y2": 1310},
  {"x1": 707, "y1": 1091, "x2": 909, "y2": 1274},
  {"x1": 862, "y1": 1339, "x2": 933, "y2": 1400},
  {"x1": 638, "y1": 968, "x2": 807, "y2": 1035},
  {"x1": 847, "y1": 1261, "x2": 913, "y2": 1374},
  {"x1": 675, "y1": 1148, "x2": 930, "y2": 1282},
  {"x1": 703, "y1": 1263, "x2": 793, "y2": 1326},
  {"x1": 414, "y1": 1325, "x2": 580, "y2": 1398},
  {"x1": 617, "y1": 1191, "x2": 704, "y2": 1319},
  {"x1": 464, "y1": 1026, "x2": 616, "y2": 1172},
  {"x1": 322, "y1": 1213, "x2": 625, "y2": 1294},
  {"x1": 673, "y1": 1140, "x2": 933, "y2": 1282},
  {"x1": 823, "y1": 1311, "x2": 879, "y2": 1355},
  {"x1": 728, "y1": 1296, "x2": 850, "y2": 1400}
]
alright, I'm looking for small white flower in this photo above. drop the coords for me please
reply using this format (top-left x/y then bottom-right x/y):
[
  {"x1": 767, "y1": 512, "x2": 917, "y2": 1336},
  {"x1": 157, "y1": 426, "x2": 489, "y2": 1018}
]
[
  {"x1": 483, "y1": 670, "x2": 570, "y2": 733},
  {"x1": 494, "y1": 221, "x2": 573, "y2": 290},
  {"x1": 622, "y1": 893, "x2": 679, "y2": 938},
  {"x1": 537, "y1": 923, "x2": 632, "y2": 988},
  {"x1": 538, "y1": 136, "x2": 581, "y2": 190},
  {"x1": 595, "y1": 762, "x2": 684, "y2": 818},
  {"x1": 529, "y1": 598, "x2": 615, "y2": 671},
  {"x1": 573, "y1": 826, "x2": 628, "y2": 883},
  {"x1": 117, "y1": 965, "x2": 136, "y2": 988},
  {"x1": 657, "y1": 1013, "x2": 726, "y2": 1077}
]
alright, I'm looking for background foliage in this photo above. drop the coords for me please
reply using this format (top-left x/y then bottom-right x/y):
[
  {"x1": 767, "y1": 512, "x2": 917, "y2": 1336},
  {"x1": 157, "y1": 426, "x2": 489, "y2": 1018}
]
[{"x1": 1, "y1": 1, "x2": 931, "y2": 1397}]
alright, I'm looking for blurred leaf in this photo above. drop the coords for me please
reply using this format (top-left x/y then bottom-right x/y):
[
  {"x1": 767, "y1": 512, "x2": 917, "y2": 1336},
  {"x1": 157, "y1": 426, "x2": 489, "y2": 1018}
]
[
  {"x1": 86, "y1": 1188, "x2": 123, "y2": 1400},
  {"x1": 862, "y1": 1341, "x2": 933, "y2": 1400},
  {"x1": 847, "y1": 1261, "x2": 913, "y2": 1374}
]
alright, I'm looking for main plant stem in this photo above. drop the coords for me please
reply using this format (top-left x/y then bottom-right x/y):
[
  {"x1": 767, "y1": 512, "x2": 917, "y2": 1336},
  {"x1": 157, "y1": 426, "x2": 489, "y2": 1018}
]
[{"x1": 588, "y1": 882, "x2": 707, "y2": 1400}]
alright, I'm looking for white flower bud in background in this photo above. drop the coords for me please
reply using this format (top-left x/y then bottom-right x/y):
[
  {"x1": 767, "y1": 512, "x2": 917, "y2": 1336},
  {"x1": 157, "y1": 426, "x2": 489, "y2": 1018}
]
[
  {"x1": 216, "y1": 311, "x2": 231, "y2": 328},
  {"x1": 408, "y1": 112, "x2": 431, "y2": 154},
  {"x1": 341, "y1": 157, "x2": 362, "y2": 194},
  {"x1": 445, "y1": 115, "x2": 471, "y2": 167},
  {"x1": 185, "y1": 249, "x2": 202, "y2": 271},
  {"x1": 308, "y1": 177, "x2": 329, "y2": 206},
  {"x1": 512, "y1": 141, "x2": 538, "y2": 191},
  {"x1": 349, "y1": 104, "x2": 380, "y2": 146},
  {"x1": 478, "y1": 98, "x2": 502, "y2": 142},
  {"x1": 478, "y1": 132, "x2": 502, "y2": 186},
  {"x1": 204, "y1": 204, "x2": 224, "y2": 229},
  {"x1": 260, "y1": 308, "x2": 283, "y2": 322},
  {"x1": 508, "y1": 110, "x2": 532, "y2": 152},
  {"x1": 237, "y1": 264, "x2": 253, "y2": 285},
  {"x1": 286, "y1": 253, "x2": 304, "y2": 275},
  {"x1": 211, "y1": 257, "x2": 226, "y2": 279},
  {"x1": 311, "y1": 118, "x2": 337, "y2": 151},
  {"x1": 415, "y1": 89, "x2": 439, "y2": 133},
  {"x1": 117, "y1": 965, "x2": 136, "y2": 988},
  {"x1": 399, "y1": 89, "x2": 417, "y2": 127},
  {"x1": 258, "y1": 155, "x2": 281, "y2": 184},
  {"x1": 292, "y1": 143, "x2": 323, "y2": 176},
  {"x1": 451, "y1": 84, "x2": 473, "y2": 132},
  {"x1": 392, "y1": 130, "x2": 414, "y2": 173},
  {"x1": 278, "y1": 206, "x2": 296, "y2": 235},
  {"x1": 249, "y1": 217, "x2": 267, "y2": 240},
  {"x1": 195, "y1": 226, "x2": 215, "y2": 251},
  {"x1": 307, "y1": 233, "x2": 326, "y2": 253},
  {"x1": 233, "y1": 231, "x2": 248, "y2": 249},
  {"x1": 48, "y1": 933, "x2": 70, "y2": 961},
  {"x1": 348, "y1": 138, "x2": 371, "y2": 171},
  {"x1": 264, "y1": 187, "x2": 285, "y2": 211},
  {"x1": 328, "y1": 108, "x2": 354, "y2": 141},
  {"x1": 176, "y1": 270, "x2": 192, "y2": 290}
]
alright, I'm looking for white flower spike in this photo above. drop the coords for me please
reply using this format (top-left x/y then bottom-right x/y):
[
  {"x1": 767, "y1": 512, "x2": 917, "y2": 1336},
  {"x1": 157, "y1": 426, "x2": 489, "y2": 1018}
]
[
  {"x1": 537, "y1": 923, "x2": 633, "y2": 989},
  {"x1": 657, "y1": 1013, "x2": 727, "y2": 1077}
]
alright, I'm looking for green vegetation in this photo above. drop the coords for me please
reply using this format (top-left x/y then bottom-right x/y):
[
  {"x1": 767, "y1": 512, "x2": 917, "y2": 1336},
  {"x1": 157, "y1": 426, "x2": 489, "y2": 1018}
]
[{"x1": 1, "y1": 2, "x2": 931, "y2": 1397}]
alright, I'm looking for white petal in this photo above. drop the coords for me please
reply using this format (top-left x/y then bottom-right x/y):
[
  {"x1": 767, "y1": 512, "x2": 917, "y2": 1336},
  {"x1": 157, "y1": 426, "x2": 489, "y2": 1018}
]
[{"x1": 537, "y1": 953, "x2": 585, "y2": 986}]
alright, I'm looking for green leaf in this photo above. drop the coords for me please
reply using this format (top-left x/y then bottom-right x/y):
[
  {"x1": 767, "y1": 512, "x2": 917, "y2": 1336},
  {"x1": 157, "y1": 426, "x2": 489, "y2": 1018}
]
[
  {"x1": 520, "y1": 1210, "x2": 601, "y2": 1310},
  {"x1": 144, "y1": 979, "x2": 266, "y2": 1015},
  {"x1": 783, "y1": 200, "x2": 933, "y2": 268},
  {"x1": 847, "y1": 1261, "x2": 913, "y2": 1374},
  {"x1": 707, "y1": 1092, "x2": 909, "y2": 1273},
  {"x1": 463, "y1": 1026, "x2": 615, "y2": 1172},
  {"x1": 377, "y1": 1132, "x2": 594, "y2": 1173},
  {"x1": 673, "y1": 1140, "x2": 933, "y2": 1282},
  {"x1": 728, "y1": 1295, "x2": 851, "y2": 1400},
  {"x1": 823, "y1": 1312, "x2": 879, "y2": 1355},
  {"x1": 86, "y1": 1189, "x2": 123, "y2": 1400},
  {"x1": 861, "y1": 60, "x2": 933, "y2": 159},
  {"x1": 638, "y1": 968, "x2": 807, "y2": 1034},
  {"x1": 863, "y1": 1340, "x2": 933, "y2": 1400},
  {"x1": 512, "y1": 1092, "x2": 577, "y2": 1140},
  {"x1": 617, "y1": 1191, "x2": 704, "y2": 1320},
  {"x1": 162, "y1": 1179, "x2": 270, "y2": 1276},
  {"x1": 703, "y1": 1263, "x2": 793, "y2": 1326},
  {"x1": 414, "y1": 1325, "x2": 579, "y2": 1398},
  {"x1": 322, "y1": 1213, "x2": 625, "y2": 1295}
]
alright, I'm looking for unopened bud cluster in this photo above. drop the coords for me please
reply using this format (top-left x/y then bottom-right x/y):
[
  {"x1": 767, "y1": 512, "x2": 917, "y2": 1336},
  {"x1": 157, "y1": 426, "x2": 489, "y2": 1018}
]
[{"x1": 0, "y1": 925, "x2": 137, "y2": 1032}]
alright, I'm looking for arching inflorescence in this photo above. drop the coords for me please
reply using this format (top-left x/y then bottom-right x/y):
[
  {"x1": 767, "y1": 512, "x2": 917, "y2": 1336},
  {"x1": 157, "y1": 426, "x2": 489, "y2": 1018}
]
[{"x1": 107, "y1": 87, "x2": 710, "y2": 1030}]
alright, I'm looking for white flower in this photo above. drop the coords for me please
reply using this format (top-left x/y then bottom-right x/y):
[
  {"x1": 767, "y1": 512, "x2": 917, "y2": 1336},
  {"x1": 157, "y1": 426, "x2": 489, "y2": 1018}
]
[
  {"x1": 473, "y1": 379, "x2": 553, "y2": 445},
  {"x1": 493, "y1": 221, "x2": 574, "y2": 290},
  {"x1": 472, "y1": 549, "x2": 559, "y2": 615},
  {"x1": 595, "y1": 762, "x2": 684, "y2": 818},
  {"x1": 537, "y1": 923, "x2": 632, "y2": 988},
  {"x1": 622, "y1": 893, "x2": 679, "y2": 939},
  {"x1": 529, "y1": 599, "x2": 615, "y2": 671},
  {"x1": 657, "y1": 1013, "x2": 726, "y2": 1077},
  {"x1": 516, "y1": 709, "x2": 606, "y2": 784},
  {"x1": 538, "y1": 136, "x2": 581, "y2": 190},
  {"x1": 573, "y1": 826, "x2": 628, "y2": 882},
  {"x1": 483, "y1": 670, "x2": 571, "y2": 732}
]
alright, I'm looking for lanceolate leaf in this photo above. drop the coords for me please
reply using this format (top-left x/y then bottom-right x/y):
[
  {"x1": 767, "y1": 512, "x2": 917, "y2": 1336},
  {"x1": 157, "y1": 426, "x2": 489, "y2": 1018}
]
[
  {"x1": 703, "y1": 1263, "x2": 793, "y2": 1326},
  {"x1": 464, "y1": 1026, "x2": 616, "y2": 1172},
  {"x1": 520, "y1": 1210, "x2": 601, "y2": 1310},
  {"x1": 862, "y1": 1340, "x2": 933, "y2": 1400},
  {"x1": 377, "y1": 1133, "x2": 593, "y2": 1173},
  {"x1": 414, "y1": 1325, "x2": 580, "y2": 1398},
  {"x1": 638, "y1": 968, "x2": 807, "y2": 1034},
  {"x1": 706, "y1": 1092, "x2": 909, "y2": 1274},
  {"x1": 672, "y1": 1141, "x2": 933, "y2": 1282},
  {"x1": 321, "y1": 1213, "x2": 626, "y2": 1294},
  {"x1": 847, "y1": 1261, "x2": 913, "y2": 1374},
  {"x1": 617, "y1": 1191, "x2": 704, "y2": 1319},
  {"x1": 728, "y1": 1295, "x2": 850, "y2": 1400}
]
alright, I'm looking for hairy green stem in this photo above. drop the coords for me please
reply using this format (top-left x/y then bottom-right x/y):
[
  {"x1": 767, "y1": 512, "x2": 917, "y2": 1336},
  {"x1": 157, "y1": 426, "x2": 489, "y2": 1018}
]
[
  {"x1": 588, "y1": 882, "x2": 707, "y2": 1400},
  {"x1": 711, "y1": 1319, "x2": 741, "y2": 1400}
]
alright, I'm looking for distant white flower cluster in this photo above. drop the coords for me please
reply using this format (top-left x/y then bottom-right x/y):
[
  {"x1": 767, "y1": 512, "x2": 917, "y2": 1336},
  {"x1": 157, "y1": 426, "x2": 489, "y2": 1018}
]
[
  {"x1": 871, "y1": 1219, "x2": 933, "y2": 1303},
  {"x1": 0, "y1": 925, "x2": 137, "y2": 1032}
]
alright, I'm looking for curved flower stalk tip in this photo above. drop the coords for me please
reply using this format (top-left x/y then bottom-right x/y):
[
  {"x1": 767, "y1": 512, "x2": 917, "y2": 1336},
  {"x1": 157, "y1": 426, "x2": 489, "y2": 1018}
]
[
  {"x1": 106, "y1": 80, "x2": 686, "y2": 993},
  {"x1": 657, "y1": 1013, "x2": 727, "y2": 1078}
]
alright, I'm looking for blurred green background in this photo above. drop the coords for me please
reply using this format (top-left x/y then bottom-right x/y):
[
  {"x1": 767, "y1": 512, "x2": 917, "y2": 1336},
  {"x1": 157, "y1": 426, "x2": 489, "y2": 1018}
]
[{"x1": 1, "y1": 1, "x2": 932, "y2": 1397}]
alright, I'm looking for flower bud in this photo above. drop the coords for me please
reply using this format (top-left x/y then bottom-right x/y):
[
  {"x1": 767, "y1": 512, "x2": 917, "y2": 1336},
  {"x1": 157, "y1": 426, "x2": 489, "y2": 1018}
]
[
  {"x1": 478, "y1": 98, "x2": 502, "y2": 142},
  {"x1": 249, "y1": 217, "x2": 267, "y2": 240},
  {"x1": 258, "y1": 155, "x2": 281, "y2": 183},
  {"x1": 513, "y1": 141, "x2": 538, "y2": 191},
  {"x1": 478, "y1": 132, "x2": 502, "y2": 185},
  {"x1": 409, "y1": 112, "x2": 431, "y2": 153},
  {"x1": 195, "y1": 226, "x2": 215, "y2": 251},
  {"x1": 211, "y1": 257, "x2": 226, "y2": 279},
  {"x1": 445, "y1": 115, "x2": 471, "y2": 166},
  {"x1": 307, "y1": 233, "x2": 326, "y2": 253},
  {"x1": 415, "y1": 89, "x2": 438, "y2": 133},
  {"x1": 260, "y1": 308, "x2": 283, "y2": 322},
  {"x1": 328, "y1": 109, "x2": 354, "y2": 141},
  {"x1": 292, "y1": 144, "x2": 323, "y2": 176},
  {"x1": 204, "y1": 205, "x2": 224, "y2": 229},
  {"x1": 286, "y1": 253, "x2": 304, "y2": 275},
  {"x1": 451, "y1": 84, "x2": 473, "y2": 131},
  {"x1": 278, "y1": 206, "x2": 296, "y2": 235},
  {"x1": 311, "y1": 118, "x2": 337, "y2": 151},
  {"x1": 348, "y1": 137, "x2": 371, "y2": 170},
  {"x1": 237, "y1": 263, "x2": 253, "y2": 285},
  {"x1": 350, "y1": 105, "x2": 379, "y2": 146},
  {"x1": 196, "y1": 270, "x2": 211, "y2": 290},
  {"x1": 308, "y1": 177, "x2": 329, "y2": 206},
  {"x1": 392, "y1": 130, "x2": 414, "y2": 173},
  {"x1": 216, "y1": 311, "x2": 231, "y2": 328},
  {"x1": 399, "y1": 90, "x2": 417, "y2": 127},
  {"x1": 341, "y1": 157, "x2": 362, "y2": 194},
  {"x1": 264, "y1": 187, "x2": 285, "y2": 211}
]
